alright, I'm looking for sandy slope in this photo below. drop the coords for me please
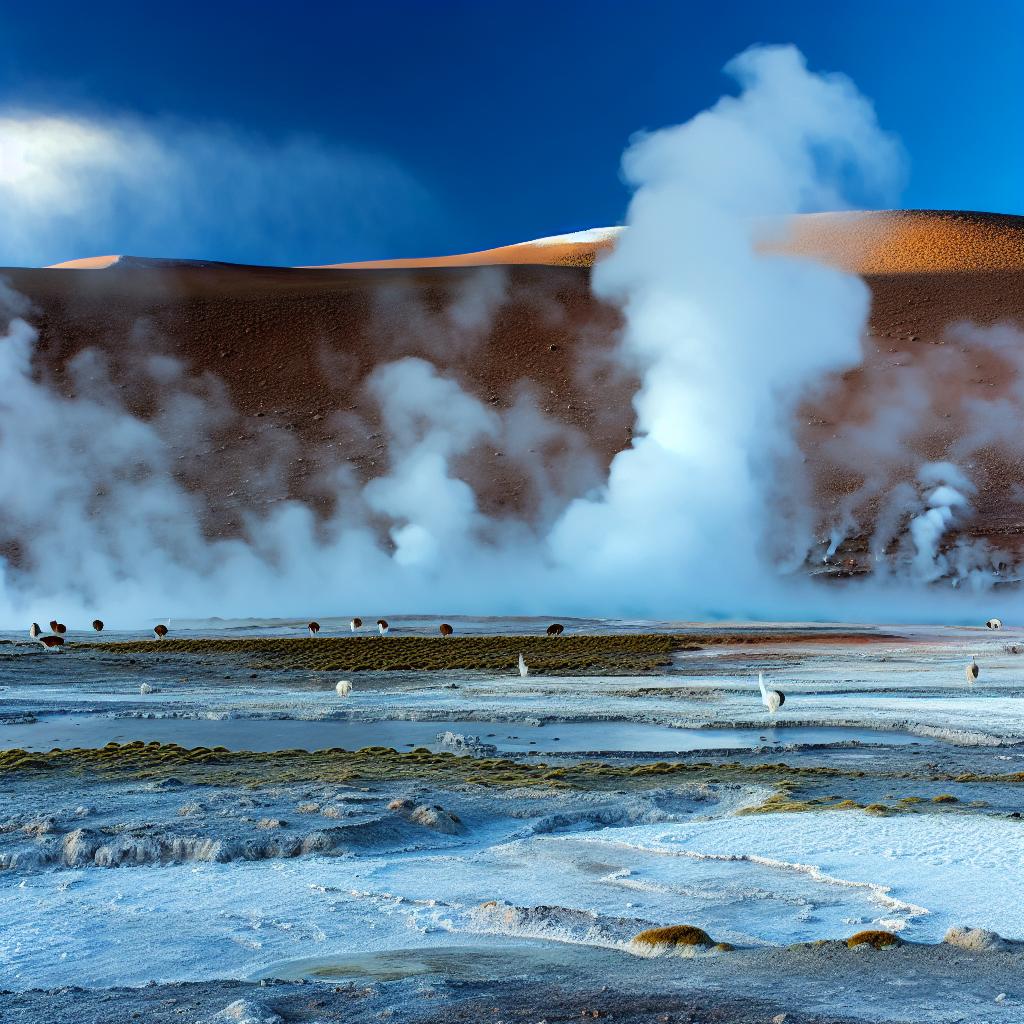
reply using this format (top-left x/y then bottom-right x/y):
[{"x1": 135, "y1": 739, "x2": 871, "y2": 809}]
[
  {"x1": 300, "y1": 210, "x2": 1024, "y2": 273},
  {"x1": 11, "y1": 210, "x2": 1024, "y2": 573}
]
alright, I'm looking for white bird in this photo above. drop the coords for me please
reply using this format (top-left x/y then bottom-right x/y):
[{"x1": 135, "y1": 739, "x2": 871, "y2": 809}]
[
  {"x1": 377, "y1": 619, "x2": 389, "y2": 635},
  {"x1": 29, "y1": 622, "x2": 41, "y2": 638},
  {"x1": 350, "y1": 618, "x2": 362, "y2": 632},
  {"x1": 986, "y1": 618, "x2": 1002, "y2": 630},
  {"x1": 758, "y1": 672, "x2": 785, "y2": 715},
  {"x1": 335, "y1": 679, "x2": 353, "y2": 697},
  {"x1": 139, "y1": 682, "x2": 154, "y2": 695},
  {"x1": 518, "y1": 653, "x2": 528, "y2": 678},
  {"x1": 966, "y1": 658, "x2": 979, "y2": 685}
]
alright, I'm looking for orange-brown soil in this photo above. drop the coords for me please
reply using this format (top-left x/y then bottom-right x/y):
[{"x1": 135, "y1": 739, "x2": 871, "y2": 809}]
[{"x1": 8, "y1": 210, "x2": 1024, "y2": 575}]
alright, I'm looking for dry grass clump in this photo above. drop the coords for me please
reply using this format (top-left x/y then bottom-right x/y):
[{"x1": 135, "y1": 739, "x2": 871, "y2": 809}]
[
  {"x1": 846, "y1": 930, "x2": 902, "y2": 950},
  {"x1": 631, "y1": 925, "x2": 715, "y2": 954},
  {"x1": 737, "y1": 792, "x2": 817, "y2": 815},
  {"x1": 864, "y1": 803, "x2": 892, "y2": 815}
]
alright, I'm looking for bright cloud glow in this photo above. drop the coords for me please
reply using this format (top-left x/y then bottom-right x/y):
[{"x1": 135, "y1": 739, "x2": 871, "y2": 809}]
[{"x1": 0, "y1": 113, "x2": 435, "y2": 266}]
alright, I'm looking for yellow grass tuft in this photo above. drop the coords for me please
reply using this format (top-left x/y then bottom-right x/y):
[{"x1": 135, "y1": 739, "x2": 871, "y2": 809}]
[
  {"x1": 632, "y1": 925, "x2": 714, "y2": 949},
  {"x1": 847, "y1": 930, "x2": 902, "y2": 950}
]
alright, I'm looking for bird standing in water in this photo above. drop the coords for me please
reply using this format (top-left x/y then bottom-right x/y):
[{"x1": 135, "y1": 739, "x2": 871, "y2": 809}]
[
  {"x1": 518, "y1": 653, "x2": 529, "y2": 678},
  {"x1": 966, "y1": 658, "x2": 979, "y2": 685},
  {"x1": 377, "y1": 619, "x2": 389, "y2": 635},
  {"x1": 758, "y1": 672, "x2": 785, "y2": 715},
  {"x1": 350, "y1": 618, "x2": 362, "y2": 632},
  {"x1": 308, "y1": 621, "x2": 320, "y2": 636},
  {"x1": 29, "y1": 623, "x2": 41, "y2": 639}
]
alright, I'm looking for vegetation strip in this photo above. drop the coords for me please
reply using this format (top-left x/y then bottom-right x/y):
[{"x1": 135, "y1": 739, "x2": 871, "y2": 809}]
[
  {"x1": 2, "y1": 744, "x2": 1022, "y2": 795},
  {"x1": 73, "y1": 631, "x2": 896, "y2": 674}
]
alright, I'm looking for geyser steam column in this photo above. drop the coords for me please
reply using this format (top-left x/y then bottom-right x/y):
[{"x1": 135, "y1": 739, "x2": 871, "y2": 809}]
[{"x1": 550, "y1": 45, "x2": 903, "y2": 613}]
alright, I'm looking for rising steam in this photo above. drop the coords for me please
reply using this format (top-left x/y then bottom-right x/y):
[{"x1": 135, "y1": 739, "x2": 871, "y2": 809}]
[{"x1": 0, "y1": 45, "x2": 1019, "y2": 625}]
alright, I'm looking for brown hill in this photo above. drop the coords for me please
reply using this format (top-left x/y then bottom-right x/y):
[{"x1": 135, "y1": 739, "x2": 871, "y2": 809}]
[{"x1": 9, "y1": 209, "x2": 1024, "y2": 578}]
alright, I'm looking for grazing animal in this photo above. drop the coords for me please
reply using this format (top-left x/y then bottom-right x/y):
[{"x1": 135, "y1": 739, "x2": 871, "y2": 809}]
[
  {"x1": 29, "y1": 623, "x2": 41, "y2": 638},
  {"x1": 546, "y1": 623, "x2": 564, "y2": 636},
  {"x1": 440, "y1": 623, "x2": 454, "y2": 637},
  {"x1": 986, "y1": 618, "x2": 1002, "y2": 630},
  {"x1": 55, "y1": 623, "x2": 67, "y2": 635},
  {"x1": 335, "y1": 679, "x2": 353, "y2": 697},
  {"x1": 758, "y1": 672, "x2": 785, "y2": 715},
  {"x1": 518, "y1": 653, "x2": 528, "y2": 678},
  {"x1": 153, "y1": 624, "x2": 169, "y2": 640},
  {"x1": 350, "y1": 618, "x2": 362, "y2": 631},
  {"x1": 308, "y1": 621, "x2": 320, "y2": 636},
  {"x1": 38, "y1": 635, "x2": 64, "y2": 651},
  {"x1": 139, "y1": 682, "x2": 154, "y2": 695},
  {"x1": 92, "y1": 619, "x2": 104, "y2": 632},
  {"x1": 377, "y1": 619, "x2": 389, "y2": 635},
  {"x1": 966, "y1": 658, "x2": 979, "y2": 684}
]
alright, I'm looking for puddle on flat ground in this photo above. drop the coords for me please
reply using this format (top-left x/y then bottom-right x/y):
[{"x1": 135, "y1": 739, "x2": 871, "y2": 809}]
[
  {"x1": 259, "y1": 942, "x2": 612, "y2": 982},
  {"x1": 1, "y1": 714, "x2": 934, "y2": 753}
]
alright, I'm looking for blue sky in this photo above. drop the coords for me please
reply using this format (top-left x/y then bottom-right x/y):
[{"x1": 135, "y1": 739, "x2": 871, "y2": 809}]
[{"x1": 0, "y1": 0, "x2": 1020, "y2": 265}]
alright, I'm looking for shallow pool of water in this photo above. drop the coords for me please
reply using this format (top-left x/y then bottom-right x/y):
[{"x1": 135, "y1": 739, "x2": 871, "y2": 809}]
[
  {"x1": 1, "y1": 713, "x2": 933, "y2": 753},
  {"x1": 259, "y1": 941, "x2": 601, "y2": 982}
]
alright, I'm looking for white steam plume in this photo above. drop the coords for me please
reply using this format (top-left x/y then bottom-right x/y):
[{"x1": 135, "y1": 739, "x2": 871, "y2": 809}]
[{"x1": 546, "y1": 45, "x2": 902, "y2": 611}]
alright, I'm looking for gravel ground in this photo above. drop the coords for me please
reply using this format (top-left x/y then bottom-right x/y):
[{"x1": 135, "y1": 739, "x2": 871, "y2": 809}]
[{"x1": 2, "y1": 942, "x2": 1022, "y2": 1024}]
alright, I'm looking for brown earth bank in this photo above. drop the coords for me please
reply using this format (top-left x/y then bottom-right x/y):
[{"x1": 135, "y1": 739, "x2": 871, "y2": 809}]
[{"x1": 4, "y1": 210, "x2": 1024, "y2": 578}]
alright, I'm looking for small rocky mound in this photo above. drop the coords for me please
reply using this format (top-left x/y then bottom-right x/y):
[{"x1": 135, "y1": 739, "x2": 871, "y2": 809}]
[
  {"x1": 435, "y1": 731, "x2": 498, "y2": 757},
  {"x1": 207, "y1": 998, "x2": 282, "y2": 1024},
  {"x1": 943, "y1": 926, "x2": 1009, "y2": 952},
  {"x1": 388, "y1": 798, "x2": 463, "y2": 834},
  {"x1": 629, "y1": 924, "x2": 717, "y2": 957},
  {"x1": 847, "y1": 929, "x2": 902, "y2": 950}
]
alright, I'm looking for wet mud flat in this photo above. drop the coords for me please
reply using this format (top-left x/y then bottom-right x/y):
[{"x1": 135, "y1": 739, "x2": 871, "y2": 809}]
[{"x1": 3, "y1": 940, "x2": 1023, "y2": 1024}]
